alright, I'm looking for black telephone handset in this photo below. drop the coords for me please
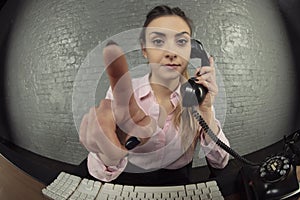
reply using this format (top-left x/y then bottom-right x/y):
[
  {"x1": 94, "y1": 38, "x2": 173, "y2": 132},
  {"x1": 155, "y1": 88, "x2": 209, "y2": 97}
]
[
  {"x1": 181, "y1": 39, "x2": 300, "y2": 199},
  {"x1": 181, "y1": 39, "x2": 210, "y2": 107}
]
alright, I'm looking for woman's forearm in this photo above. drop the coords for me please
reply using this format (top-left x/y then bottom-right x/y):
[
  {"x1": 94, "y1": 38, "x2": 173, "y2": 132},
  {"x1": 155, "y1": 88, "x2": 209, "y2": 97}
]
[{"x1": 199, "y1": 108, "x2": 220, "y2": 144}]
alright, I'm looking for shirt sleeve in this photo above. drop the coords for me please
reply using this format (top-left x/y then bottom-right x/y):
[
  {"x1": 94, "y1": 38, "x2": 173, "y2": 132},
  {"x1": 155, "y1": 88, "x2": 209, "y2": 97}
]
[
  {"x1": 87, "y1": 152, "x2": 128, "y2": 182},
  {"x1": 199, "y1": 108, "x2": 230, "y2": 169}
]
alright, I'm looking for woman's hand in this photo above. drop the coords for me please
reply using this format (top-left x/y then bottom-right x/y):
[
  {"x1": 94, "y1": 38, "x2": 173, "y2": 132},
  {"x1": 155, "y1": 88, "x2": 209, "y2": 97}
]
[
  {"x1": 194, "y1": 56, "x2": 218, "y2": 112},
  {"x1": 79, "y1": 43, "x2": 156, "y2": 166},
  {"x1": 79, "y1": 100, "x2": 128, "y2": 166}
]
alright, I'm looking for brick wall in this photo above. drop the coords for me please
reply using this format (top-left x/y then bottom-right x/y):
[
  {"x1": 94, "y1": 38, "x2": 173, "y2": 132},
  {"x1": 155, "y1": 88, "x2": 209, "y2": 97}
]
[{"x1": 1, "y1": 0, "x2": 297, "y2": 166}]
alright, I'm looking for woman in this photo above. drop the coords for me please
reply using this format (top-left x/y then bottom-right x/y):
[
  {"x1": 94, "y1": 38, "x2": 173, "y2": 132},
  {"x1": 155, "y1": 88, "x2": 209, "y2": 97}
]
[{"x1": 79, "y1": 5, "x2": 230, "y2": 184}]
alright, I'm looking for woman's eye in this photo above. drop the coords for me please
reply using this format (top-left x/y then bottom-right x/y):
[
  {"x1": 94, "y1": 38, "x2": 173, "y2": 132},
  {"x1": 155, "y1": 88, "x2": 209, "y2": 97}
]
[
  {"x1": 152, "y1": 38, "x2": 164, "y2": 46},
  {"x1": 177, "y1": 38, "x2": 188, "y2": 46}
]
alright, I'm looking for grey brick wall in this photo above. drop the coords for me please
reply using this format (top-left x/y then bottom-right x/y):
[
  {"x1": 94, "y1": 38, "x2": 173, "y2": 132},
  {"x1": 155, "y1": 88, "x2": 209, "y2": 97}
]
[{"x1": 2, "y1": 0, "x2": 298, "y2": 166}]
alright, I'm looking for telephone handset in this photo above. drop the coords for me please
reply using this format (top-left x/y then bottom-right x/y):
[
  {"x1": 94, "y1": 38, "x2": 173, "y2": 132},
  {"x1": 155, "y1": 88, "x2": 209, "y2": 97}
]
[
  {"x1": 181, "y1": 39, "x2": 300, "y2": 199},
  {"x1": 181, "y1": 39, "x2": 209, "y2": 107}
]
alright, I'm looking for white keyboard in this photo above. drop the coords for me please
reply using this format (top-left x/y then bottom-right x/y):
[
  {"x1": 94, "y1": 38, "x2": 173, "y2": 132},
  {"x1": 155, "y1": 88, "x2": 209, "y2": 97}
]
[{"x1": 42, "y1": 171, "x2": 224, "y2": 200}]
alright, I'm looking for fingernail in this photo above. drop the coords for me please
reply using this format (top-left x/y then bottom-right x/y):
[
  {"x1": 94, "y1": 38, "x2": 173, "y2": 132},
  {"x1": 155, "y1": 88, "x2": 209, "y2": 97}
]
[
  {"x1": 106, "y1": 40, "x2": 118, "y2": 46},
  {"x1": 125, "y1": 137, "x2": 141, "y2": 150}
]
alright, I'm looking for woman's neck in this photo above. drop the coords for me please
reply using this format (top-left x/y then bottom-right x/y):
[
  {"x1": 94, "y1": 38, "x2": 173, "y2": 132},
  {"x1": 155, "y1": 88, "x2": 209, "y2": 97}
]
[{"x1": 149, "y1": 75, "x2": 180, "y2": 99}]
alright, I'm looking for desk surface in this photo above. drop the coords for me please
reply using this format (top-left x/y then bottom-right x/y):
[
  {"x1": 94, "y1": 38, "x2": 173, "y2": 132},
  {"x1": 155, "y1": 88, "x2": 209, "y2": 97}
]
[
  {"x1": 0, "y1": 153, "x2": 299, "y2": 200},
  {"x1": 0, "y1": 154, "x2": 46, "y2": 200}
]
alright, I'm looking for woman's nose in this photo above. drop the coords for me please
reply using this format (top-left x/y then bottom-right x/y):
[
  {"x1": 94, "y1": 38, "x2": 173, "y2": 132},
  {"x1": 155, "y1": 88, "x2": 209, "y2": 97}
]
[{"x1": 165, "y1": 51, "x2": 177, "y2": 60}]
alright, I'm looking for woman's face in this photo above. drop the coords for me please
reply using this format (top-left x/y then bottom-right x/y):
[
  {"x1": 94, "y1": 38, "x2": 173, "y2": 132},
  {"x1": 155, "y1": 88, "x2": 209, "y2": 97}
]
[{"x1": 142, "y1": 16, "x2": 191, "y2": 80}]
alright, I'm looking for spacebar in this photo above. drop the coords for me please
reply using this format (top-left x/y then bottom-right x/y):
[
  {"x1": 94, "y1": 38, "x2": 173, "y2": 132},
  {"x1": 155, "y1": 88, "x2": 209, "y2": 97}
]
[{"x1": 134, "y1": 185, "x2": 185, "y2": 192}]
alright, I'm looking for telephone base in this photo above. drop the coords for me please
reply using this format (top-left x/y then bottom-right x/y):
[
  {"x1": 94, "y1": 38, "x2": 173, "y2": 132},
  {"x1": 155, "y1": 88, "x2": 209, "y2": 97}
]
[
  {"x1": 238, "y1": 164, "x2": 300, "y2": 200},
  {"x1": 280, "y1": 185, "x2": 300, "y2": 200}
]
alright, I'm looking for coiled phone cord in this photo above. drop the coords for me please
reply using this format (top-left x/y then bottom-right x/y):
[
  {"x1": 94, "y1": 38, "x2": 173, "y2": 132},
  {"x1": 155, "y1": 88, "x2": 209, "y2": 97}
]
[{"x1": 191, "y1": 107, "x2": 261, "y2": 166}]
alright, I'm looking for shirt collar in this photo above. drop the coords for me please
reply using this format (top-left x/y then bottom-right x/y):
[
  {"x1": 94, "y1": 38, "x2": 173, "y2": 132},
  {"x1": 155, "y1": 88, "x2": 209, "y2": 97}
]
[{"x1": 137, "y1": 74, "x2": 181, "y2": 102}]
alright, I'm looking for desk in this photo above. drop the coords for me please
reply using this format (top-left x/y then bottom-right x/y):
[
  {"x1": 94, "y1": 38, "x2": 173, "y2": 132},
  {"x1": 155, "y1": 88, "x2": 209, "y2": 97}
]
[
  {"x1": 0, "y1": 153, "x2": 299, "y2": 200},
  {"x1": 0, "y1": 154, "x2": 46, "y2": 200}
]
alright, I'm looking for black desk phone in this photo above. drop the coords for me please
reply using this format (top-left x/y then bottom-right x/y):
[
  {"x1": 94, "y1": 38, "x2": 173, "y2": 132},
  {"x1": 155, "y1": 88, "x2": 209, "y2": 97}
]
[{"x1": 181, "y1": 39, "x2": 300, "y2": 200}]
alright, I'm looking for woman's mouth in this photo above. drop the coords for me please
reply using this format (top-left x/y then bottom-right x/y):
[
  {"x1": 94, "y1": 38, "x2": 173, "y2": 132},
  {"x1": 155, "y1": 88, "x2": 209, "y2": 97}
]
[{"x1": 164, "y1": 63, "x2": 180, "y2": 70}]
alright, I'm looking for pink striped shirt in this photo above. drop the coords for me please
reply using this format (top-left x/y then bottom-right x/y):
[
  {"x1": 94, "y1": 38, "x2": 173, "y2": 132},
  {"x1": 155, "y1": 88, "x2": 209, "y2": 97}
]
[{"x1": 87, "y1": 74, "x2": 230, "y2": 182}]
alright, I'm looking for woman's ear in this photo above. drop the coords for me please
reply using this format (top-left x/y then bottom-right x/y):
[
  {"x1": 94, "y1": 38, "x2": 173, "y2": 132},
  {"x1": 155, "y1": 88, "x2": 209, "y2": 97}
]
[
  {"x1": 141, "y1": 47, "x2": 148, "y2": 59},
  {"x1": 140, "y1": 42, "x2": 148, "y2": 59},
  {"x1": 142, "y1": 50, "x2": 147, "y2": 59}
]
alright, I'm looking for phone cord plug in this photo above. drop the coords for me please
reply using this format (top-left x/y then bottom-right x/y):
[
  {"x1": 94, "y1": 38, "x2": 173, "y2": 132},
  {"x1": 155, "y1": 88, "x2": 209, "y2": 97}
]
[{"x1": 191, "y1": 108, "x2": 260, "y2": 166}]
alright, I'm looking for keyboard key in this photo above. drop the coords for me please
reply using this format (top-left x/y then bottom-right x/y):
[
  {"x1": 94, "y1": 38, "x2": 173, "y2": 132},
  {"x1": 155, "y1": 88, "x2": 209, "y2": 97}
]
[
  {"x1": 206, "y1": 180, "x2": 217, "y2": 187},
  {"x1": 69, "y1": 178, "x2": 102, "y2": 199},
  {"x1": 186, "y1": 184, "x2": 197, "y2": 191}
]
